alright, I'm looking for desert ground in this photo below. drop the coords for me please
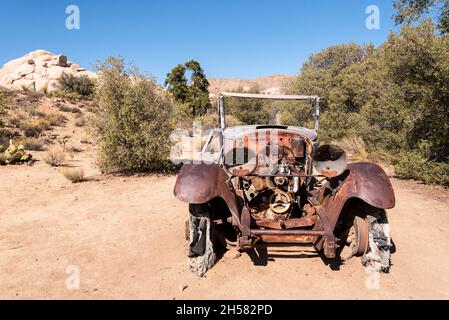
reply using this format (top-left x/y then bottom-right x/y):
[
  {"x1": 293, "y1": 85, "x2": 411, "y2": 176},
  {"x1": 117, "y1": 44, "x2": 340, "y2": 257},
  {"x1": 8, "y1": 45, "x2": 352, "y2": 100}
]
[{"x1": 1, "y1": 131, "x2": 449, "y2": 300}]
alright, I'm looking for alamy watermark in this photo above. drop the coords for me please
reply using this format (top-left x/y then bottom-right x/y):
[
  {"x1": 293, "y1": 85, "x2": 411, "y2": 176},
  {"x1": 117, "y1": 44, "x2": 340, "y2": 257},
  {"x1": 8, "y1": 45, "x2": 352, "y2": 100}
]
[
  {"x1": 170, "y1": 121, "x2": 281, "y2": 167},
  {"x1": 66, "y1": 5, "x2": 80, "y2": 30},
  {"x1": 365, "y1": 270, "x2": 381, "y2": 290},
  {"x1": 365, "y1": 5, "x2": 380, "y2": 30},
  {"x1": 65, "y1": 265, "x2": 80, "y2": 290}
]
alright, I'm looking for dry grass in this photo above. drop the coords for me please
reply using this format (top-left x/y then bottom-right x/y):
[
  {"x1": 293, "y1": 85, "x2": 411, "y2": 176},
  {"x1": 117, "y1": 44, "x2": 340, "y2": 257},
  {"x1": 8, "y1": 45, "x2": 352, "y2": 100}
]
[
  {"x1": 43, "y1": 149, "x2": 65, "y2": 167},
  {"x1": 57, "y1": 104, "x2": 74, "y2": 113},
  {"x1": 44, "y1": 112, "x2": 67, "y2": 126},
  {"x1": 61, "y1": 167, "x2": 85, "y2": 183},
  {"x1": 19, "y1": 118, "x2": 51, "y2": 137},
  {"x1": 56, "y1": 103, "x2": 83, "y2": 114},
  {"x1": 8, "y1": 113, "x2": 27, "y2": 128},
  {"x1": 71, "y1": 107, "x2": 82, "y2": 114},
  {"x1": 17, "y1": 137, "x2": 45, "y2": 151},
  {"x1": 68, "y1": 146, "x2": 83, "y2": 153},
  {"x1": 334, "y1": 136, "x2": 368, "y2": 162},
  {"x1": 74, "y1": 117, "x2": 86, "y2": 127},
  {"x1": 23, "y1": 105, "x2": 46, "y2": 118}
]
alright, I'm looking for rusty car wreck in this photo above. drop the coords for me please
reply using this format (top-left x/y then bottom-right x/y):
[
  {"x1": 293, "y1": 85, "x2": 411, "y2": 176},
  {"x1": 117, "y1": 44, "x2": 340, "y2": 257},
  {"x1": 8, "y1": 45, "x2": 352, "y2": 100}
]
[{"x1": 174, "y1": 92, "x2": 395, "y2": 276}]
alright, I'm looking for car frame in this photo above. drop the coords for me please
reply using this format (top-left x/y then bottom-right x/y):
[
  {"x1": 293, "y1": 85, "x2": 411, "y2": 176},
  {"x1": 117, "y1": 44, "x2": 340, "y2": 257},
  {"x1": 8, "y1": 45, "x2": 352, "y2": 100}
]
[{"x1": 174, "y1": 92, "x2": 395, "y2": 276}]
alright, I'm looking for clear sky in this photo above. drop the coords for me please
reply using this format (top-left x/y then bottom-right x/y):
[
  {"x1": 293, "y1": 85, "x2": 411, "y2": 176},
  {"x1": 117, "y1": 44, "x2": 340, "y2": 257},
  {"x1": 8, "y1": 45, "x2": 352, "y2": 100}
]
[{"x1": 0, "y1": 0, "x2": 399, "y2": 83}]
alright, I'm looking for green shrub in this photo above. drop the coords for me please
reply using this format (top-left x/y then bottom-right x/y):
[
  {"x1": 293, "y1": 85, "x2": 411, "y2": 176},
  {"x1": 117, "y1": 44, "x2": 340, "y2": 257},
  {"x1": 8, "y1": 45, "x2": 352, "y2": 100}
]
[
  {"x1": 91, "y1": 57, "x2": 176, "y2": 173},
  {"x1": 50, "y1": 90, "x2": 84, "y2": 101},
  {"x1": 286, "y1": 22, "x2": 449, "y2": 187},
  {"x1": 57, "y1": 73, "x2": 95, "y2": 99},
  {"x1": 394, "y1": 151, "x2": 449, "y2": 187},
  {"x1": 333, "y1": 135, "x2": 368, "y2": 162},
  {"x1": 224, "y1": 86, "x2": 271, "y2": 125},
  {"x1": 197, "y1": 112, "x2": 241, "y2": 130}
]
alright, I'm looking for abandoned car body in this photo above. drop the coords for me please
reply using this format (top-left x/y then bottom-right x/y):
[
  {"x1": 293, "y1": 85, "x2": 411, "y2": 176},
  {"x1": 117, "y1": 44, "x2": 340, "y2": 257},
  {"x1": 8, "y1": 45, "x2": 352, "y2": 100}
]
[{"x1": 174, "y1": 92, "x2": 395, "y2": 276}]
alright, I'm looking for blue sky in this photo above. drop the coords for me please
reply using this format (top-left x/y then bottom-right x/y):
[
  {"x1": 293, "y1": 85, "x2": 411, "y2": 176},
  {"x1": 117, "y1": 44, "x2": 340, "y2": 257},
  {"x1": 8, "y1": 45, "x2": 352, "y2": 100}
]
[{"x1": 0, "y1": 0, "x2": 399, "y2": 83}]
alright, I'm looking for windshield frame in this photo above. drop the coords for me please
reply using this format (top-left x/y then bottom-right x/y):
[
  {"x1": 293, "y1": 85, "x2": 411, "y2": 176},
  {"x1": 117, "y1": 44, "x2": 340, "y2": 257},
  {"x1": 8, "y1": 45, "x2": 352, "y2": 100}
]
[{"x1": 218, "y1": 92, "x2": 321, "y2": 133}]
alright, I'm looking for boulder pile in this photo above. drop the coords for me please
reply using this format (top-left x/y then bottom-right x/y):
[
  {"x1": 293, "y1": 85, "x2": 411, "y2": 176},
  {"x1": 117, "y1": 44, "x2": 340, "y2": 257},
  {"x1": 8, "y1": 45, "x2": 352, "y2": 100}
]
[{"x1": 0, "y1": 50, "x2": 96, "y2": 93}]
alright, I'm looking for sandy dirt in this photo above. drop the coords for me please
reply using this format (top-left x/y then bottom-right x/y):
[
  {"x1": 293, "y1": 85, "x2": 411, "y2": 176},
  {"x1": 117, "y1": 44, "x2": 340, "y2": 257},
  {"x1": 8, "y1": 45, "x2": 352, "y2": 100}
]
[
  {"x1": 1, "y1": 146, "x2": 449, "y2": 300},
  {"x1": 1, "y1": 100, "x2": 449, "y2": 301}
]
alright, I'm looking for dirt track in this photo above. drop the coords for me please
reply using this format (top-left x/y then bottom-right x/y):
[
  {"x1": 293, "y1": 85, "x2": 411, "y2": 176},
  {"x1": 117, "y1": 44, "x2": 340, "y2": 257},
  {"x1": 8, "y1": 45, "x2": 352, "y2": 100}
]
[{"x1": 1, "y1": 150, "x2": 449, "y2": 300}]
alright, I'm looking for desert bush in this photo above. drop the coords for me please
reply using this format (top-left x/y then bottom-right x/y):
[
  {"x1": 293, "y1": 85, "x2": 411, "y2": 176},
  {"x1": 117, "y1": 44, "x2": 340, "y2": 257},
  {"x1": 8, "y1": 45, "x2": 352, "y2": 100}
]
[
  {"x1": 0, "y1": 91, "x2": 7, "y2": 127},
  {"x1": 19, "y1": 119, "x2": 51, "y2": 137},
  {"x1": 57, "y1": 103, "x2": 74, "y2": 113},
  {"x1": 20, "y1": 83, "x2": 33, "y2": 92},
  {"x1": 71, "y1": 107, "x2": 82, "y2": 114},
  {"x1": 333, "y1": 136, "x2": 368, "y2": 162},
  {"x1": 68, "y1": 145, "x2": 83, "y2": 153},
  {"x1": 23, "y1": 104, "x2": 46, "y2": 118},
  {"x1": 17, "y1": 137, "x2": 45, "y2": 151},
  {"x1": 394, "y1": 151, "x2": 449, "y2": 187},
  {"x1": 57, "y1": 135, "x2": 70, "y2": 152},
  {"x1": 50, "y1": 91, "x2": 86, "y2": 101},
  {"x1": 224, "y1": 86, "x2": 272, "y2": 125},
  {"x1": 44, "y1": 112, "x2": 67, "y2": 126},
  {"x1": 57, "y1": 73, "x2": 95, "y2": 99},
  {"x1": 74, "y1": 117, "x2": 86, "y2": 127},
  {"x1": 61, "y1": 167, "x2": 85, "y2": 183},
  {"x1": 43, "y1": 149, "x2": 65, "y2": 167},
  {"x1": 40, "y1": 84, "x2": 49, "y2": 95},
  {"x1": 91, "y1": 57, "x2": 176, "y2": 173},
  {"x1": 287, "y1": 21, "x2": 449, "y2": 186},
  {"x1": 56, "y1": 104, "x2": 82, "y2": 115},
  {"x1": 8, "y1": 113, "x2": 26, "y2": 128},
  {"x1": 196, "y1": 112, "x2": 241, "y2": 130}
]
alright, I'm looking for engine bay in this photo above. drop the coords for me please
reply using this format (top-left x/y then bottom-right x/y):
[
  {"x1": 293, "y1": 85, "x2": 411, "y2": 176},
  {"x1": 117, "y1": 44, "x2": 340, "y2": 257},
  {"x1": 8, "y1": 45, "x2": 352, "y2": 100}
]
[{"x1": 224, "y1": 129, "x2": 317, "y2": 229}]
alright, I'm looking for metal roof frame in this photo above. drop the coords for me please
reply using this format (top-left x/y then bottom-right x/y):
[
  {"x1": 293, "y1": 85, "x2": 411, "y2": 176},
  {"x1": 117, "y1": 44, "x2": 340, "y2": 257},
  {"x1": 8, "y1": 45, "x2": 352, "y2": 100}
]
[{"x1": 220, "y1": 92, "x2": 319, "y2": 100}]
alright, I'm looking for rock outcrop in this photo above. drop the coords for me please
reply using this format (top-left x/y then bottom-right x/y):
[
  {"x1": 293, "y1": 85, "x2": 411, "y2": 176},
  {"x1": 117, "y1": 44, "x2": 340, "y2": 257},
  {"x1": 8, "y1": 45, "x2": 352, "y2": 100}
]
[{"x1": 0, "y1": 50, "x2": 96, "y2": 93}]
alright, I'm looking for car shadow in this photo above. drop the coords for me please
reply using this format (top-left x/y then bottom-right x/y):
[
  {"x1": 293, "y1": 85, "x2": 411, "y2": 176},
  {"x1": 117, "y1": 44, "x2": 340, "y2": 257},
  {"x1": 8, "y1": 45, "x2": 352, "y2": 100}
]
[
  {"x1": 244, "y1": 238, "x2": 397, "y2": 271},
  {"x1": 247, "y1": 244, "x2": 322, "y2": 267},
  {"x1": 318, "y1": 251, "x2": 344, "y2": 271}
]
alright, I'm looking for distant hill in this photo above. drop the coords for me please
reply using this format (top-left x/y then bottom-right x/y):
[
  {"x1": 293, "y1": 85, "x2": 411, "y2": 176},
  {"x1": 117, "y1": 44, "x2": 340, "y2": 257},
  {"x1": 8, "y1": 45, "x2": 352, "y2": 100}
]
[{"x1": 208, "y1": 74, "x2": 296, "y2": 97}]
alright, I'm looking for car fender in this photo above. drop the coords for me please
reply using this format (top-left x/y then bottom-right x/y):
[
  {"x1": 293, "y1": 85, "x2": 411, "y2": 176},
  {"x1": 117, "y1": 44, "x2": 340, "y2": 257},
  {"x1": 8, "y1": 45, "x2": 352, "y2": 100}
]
[
  {"x1": 174, "y1": 164, "x2": 241, "y2": 226},
  {"x1": 320, "y1": 162, "x2": 395, "y2": 230}
]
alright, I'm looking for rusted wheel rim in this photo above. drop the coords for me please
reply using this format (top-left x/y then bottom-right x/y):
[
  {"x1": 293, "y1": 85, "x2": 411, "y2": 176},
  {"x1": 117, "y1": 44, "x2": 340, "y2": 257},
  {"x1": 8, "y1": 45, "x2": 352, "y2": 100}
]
[{"x1": 351, "y1": 216, "x2": 369, "y2": 256}]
